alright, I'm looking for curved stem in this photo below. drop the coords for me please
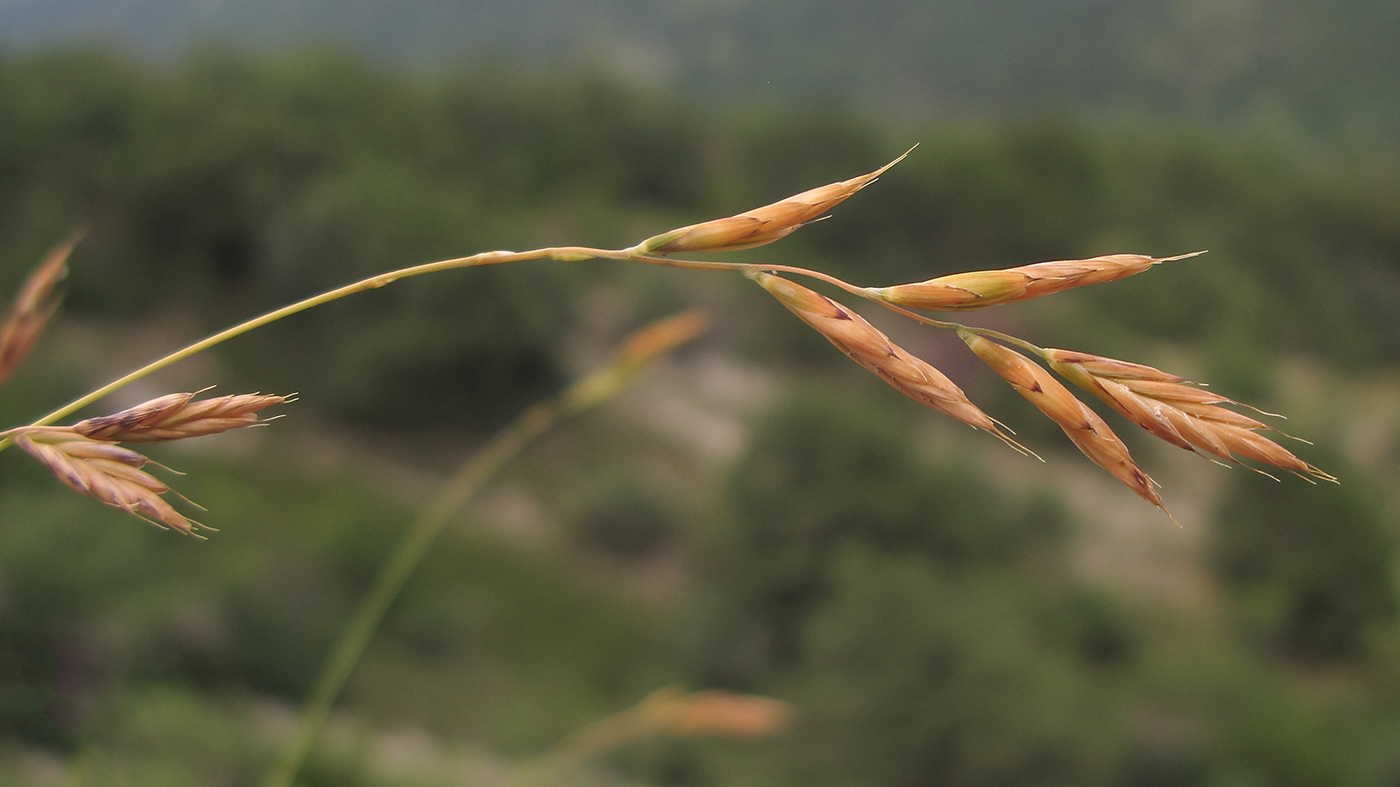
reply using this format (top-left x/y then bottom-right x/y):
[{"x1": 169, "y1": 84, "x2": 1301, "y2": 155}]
[
  {"x1": 0, "y1": 246, "x2": 609, "y2": 453},
  {"x1": 619, "y1": 253, "x2": 877, "y2": 301},
  {"x1": 868, "y1": 299, "x2": 1048, "y2": 356}
]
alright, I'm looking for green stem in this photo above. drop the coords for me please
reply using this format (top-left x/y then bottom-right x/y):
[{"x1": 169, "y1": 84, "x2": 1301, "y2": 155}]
[
  {"x1": 263, "y1": 387, "x2": 590, "y2": 787},
  {"x1": 0, "y1": 246, "x2": 607, "y2": 453}
]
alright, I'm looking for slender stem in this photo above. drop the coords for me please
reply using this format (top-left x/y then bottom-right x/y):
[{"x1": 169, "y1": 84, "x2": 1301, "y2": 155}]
[
  {"x1": 260, "y1": 308, "x2": 699, "y2": 787},
  {"x1": 619, "y1": 253, "x2": 877, "y2": 301},
  {"x1": 868, "y1": 299, "x2": 1049, "y2": 355},
  {"x1": 0, "y1": 246, "x2": 608, "y2": 453}
]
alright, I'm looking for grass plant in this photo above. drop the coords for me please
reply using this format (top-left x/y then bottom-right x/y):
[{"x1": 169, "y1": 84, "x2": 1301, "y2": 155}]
[{"x1": 0, "y1": 148, "x2": 1336, "y2": 783}]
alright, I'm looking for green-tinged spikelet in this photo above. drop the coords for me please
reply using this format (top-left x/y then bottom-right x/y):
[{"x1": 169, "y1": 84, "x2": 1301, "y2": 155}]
[{"x1": 867, "y1": 252, "x2": 1203, "y2": 311}]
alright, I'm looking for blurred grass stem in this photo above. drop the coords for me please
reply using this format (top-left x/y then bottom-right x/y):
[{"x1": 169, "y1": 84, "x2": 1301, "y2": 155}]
[
  {"x1": 262, "y1": 397, "x2": 556, "y2": 787},
  {"x1": 263, "y1": 311, "x2": 705, "y2": 787}
]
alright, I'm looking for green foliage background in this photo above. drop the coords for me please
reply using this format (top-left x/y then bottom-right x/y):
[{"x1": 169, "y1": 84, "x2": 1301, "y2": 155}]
[{"x1": 1, "y1": 46, "x2": 1398, "y2": 786}]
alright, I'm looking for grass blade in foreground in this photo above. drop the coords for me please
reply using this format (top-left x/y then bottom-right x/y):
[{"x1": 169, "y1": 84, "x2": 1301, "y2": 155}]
[{"x1": 264, "y1": 310, "x2": 708, "y2": 787}]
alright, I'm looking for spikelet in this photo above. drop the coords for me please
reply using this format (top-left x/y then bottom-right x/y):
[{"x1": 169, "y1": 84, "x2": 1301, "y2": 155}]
[
  {"x1": 13, "y1": 429, "x2": 204, "y2": 535},
  {"x1": 749, "y1": 271, "x2": 1024, "y2": 452},
  {"x1": 867, "y1": 252, "x2": 1203, "y2": 312},
  {"x1": 1044, "y1": 348, "x2": 1334, "y2": 483},
  {"x1": 638, "y1": 687, "x2": 794, "y2": 740},
  {"x1": 0, "y1": 230, "x2": 84, "y2": 386},
  {"x1": 961, "y1": 332, "x2": 1172, "y2": 518},
  {"x1": 563, "y1": 309, "x2": 710, "y2": 410},
  {"x1": 72, "y1": 391, "x2": 292, "y2": 442},
  {"x1": 630, "y1": 149, "x2": 911, "y2": 255}
]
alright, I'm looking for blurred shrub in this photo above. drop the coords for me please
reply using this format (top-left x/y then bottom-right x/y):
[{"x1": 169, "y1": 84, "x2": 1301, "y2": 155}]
[
  {"x1": 688, "y1": 386, "x2": 1065, "y2": 685},
  {"x1": 1212, "y1": 460, "x2": 1396, "y2": 662},
  {"x1": 790, "y1": 548, "x2": 1118, "y2": 787},
  {"x1": 572, "y1": 482, "x2": 680, "y2": 563}
]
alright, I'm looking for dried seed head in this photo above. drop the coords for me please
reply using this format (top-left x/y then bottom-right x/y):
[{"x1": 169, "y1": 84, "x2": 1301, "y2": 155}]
[
  {"x1": 0, "y1": 229, "x2": 84, "y2": 386},
  {"x1": 868, "y1": 252, "x2": 1202, "y2": 312},
  {"x1": 1044, "y1": 348, "x2": 1333, "y2": 483},
  {"x1": 962, "y1": 333, "x2": 1170, "y2": 517},
  {"x1": 750, "y1": 272, "x2": 1025, "y2": 452},
  {"x1": 73, "y1": 391, "x2": 292, "y2": 443},
  {"x1": 14, "y1": 429, "x2": 204, "y2": 535},
  {"x1": 631, "y1": 149, "x2": 912, "y2": 255}
]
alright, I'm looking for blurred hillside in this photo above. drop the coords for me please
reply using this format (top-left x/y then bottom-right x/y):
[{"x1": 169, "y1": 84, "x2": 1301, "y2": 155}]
[
  {"x1": 4, "y1": 0, "x2": 1400, "y2": 144},
  {"x1": 1, "y1": 46, "x2": 1399, "y2": 786}
]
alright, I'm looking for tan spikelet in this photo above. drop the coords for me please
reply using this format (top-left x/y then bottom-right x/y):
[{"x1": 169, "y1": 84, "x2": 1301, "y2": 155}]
[
  {"x1": 564, "y1": 310, "x2": 710, "y2": 411},
  {"x1": 749, "y1": 271, "x2": 1025, "y2": 452},
  {"x1": 13, "y1": 429, "x2": 203, "y2": 535},
  {"x1": 867, "y1": 252, "x2": 1203, "y2": 312},
  {"x1": 630, "y1": 149, "x2": 912, "y2": 255},
  {"x1": 961, "y1": 333, "x2": 1171, "y2": 516},
  {"x1": 1044, "y1": 349, "x2": 1333, "y2": 483},
  {"x1": 613, "y1": 309, "x2": 710, "y2": 368},
  {"x1": 0, "y1": 229, "x2": 84, "y2": 386},
  {"x1": 640, "y1": 687, "x2": 794, "y2": 740},
  {"x1": 72, "y1": 391, "x2": 292, "y2": 443}
]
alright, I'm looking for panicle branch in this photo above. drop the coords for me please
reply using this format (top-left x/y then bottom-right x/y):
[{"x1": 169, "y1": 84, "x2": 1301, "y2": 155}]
[{"x1": 748, "y1": 271, "x2": 1028, "y2": 454}]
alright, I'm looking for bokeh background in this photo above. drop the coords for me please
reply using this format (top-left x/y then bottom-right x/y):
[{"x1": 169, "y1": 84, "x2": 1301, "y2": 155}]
[{"x1": 2, "y1": 1, "x2": 1400, "y2": 784}]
